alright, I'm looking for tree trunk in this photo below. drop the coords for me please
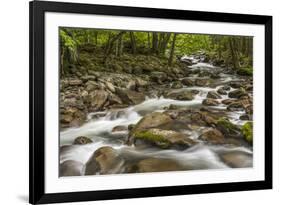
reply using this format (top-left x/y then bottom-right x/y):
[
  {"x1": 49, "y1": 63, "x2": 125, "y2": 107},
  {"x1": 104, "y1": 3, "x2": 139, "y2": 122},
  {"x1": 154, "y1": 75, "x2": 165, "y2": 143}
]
[
  {"x1": 147, "y1": 32, "x2": 151, "y2": 50},
  {"x1": 95, "y1": 32, "x2": 98, "y2": 45},
  {"x1": 159, "y1": 33, "x2": 171, "y2": 56},
  {"x1": 168, "y1": 33, "x2": 177, "y2": 66},
  {"x1": 60, "y1": 47, "x2": 65, "y2": 76},
  {"x1": 229, "y1": 38, "x2": 240, "y2": 70},
  {"x1": 103, "y1": 31, "x2": 125, "y2": 63},
  {"x1": 152, "y1": 32, "x2": 158, "y2": 54},
  {"x1": 130, "y1": 32, "x2": 137, "y2": 54},
  {"x1": 117, "y1": 35, "x2": 123, "y2": 57}
]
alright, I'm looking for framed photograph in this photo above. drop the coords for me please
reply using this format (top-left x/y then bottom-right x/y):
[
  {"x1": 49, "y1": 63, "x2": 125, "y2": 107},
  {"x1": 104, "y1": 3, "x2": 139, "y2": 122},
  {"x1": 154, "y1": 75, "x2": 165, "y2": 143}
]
[{"x1": 29, "y1": 0, "x2": 272, "y2": 204}]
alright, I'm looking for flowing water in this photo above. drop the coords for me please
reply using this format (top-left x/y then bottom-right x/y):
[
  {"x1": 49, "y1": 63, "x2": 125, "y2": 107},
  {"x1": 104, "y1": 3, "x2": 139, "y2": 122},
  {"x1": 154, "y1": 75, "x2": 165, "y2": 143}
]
[{"x1": 60, "y1": 62, "x2": 253, "y2": 175}]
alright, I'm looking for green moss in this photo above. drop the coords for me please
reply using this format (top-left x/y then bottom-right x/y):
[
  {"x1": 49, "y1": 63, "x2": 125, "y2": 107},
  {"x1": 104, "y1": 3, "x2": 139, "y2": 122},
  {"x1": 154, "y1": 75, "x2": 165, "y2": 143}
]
[
  {"x1": 217, "y1": 117, "x2": 239, "y2": 131},
  {"x1": 242, "y1": 121, "x2": 253, "y2": 143},
  {"x1": 237, "y1": 67, "x2": 253, "y2": 76},
  {"x1": 134, "y1": 130, "x2": 170, "y2": 148}
]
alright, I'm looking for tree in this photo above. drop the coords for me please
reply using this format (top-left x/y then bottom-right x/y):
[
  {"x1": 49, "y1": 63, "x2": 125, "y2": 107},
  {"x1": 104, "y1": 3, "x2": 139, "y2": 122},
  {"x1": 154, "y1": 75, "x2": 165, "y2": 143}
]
[
  {"x1": 129, "y1": 32, "x2": 137, "y2": 54},
  {"x1": 168, "y1": 33, "x2": 177, "y2": 66},
  {"x1": 103, "y1": 31, "x2": 126, "y2": 63}
]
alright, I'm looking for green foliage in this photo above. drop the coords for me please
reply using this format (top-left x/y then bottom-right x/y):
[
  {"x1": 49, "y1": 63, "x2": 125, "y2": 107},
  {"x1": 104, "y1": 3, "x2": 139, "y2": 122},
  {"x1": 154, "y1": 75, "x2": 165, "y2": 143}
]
[
  {"x1": 217, "y1": 117, "x2": 239, "y2": 131},
  {"x1": 59, "y1": 27, "x2": 253, "y2": 75},
  {"x1": 237, "y1": 67, "x2": 253, "y2": 76},
  {"x1": 242, "y1": 122, "x2": 253, "y2": 143},
  {"x1": 60, "y1": 29, "x2": 78, "y2": 63}
]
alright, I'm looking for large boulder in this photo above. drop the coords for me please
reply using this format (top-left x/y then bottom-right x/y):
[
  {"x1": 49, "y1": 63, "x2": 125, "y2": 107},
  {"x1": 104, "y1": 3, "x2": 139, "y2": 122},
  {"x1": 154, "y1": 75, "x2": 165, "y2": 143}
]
[
  {"x1": 220, "y1": 151, "x2": 253, "y2": 168},
  {"x1": 131, "y1": 112, "x2": 172, "y2": 133},
  {"x1": 85, "y1": 146, "x2": 124, "y2": 175},
  {"x1": 133, "y1": 128, "x2": 197, "y2": 150},
  {"x1": 241, "y1": 121, "x2": 253, "y2": 144},
  {"x1": 166, "y1": 90, "x2": 196, "y2": 101},
  {"x1": 130, "y1": 158, "x2": 186, "y2": 173},
  {"x1": 150, "y1": 71, "x2": 168, "y2": 84},
  {"x1": 216, "y1": 117, "x2": 241, "y2": 138},
  {"x1": 116, "y1": 88, "x2": 145, "y2": 105},
  {"x1": 88, "y1": 90, "x2": 109, "y2": 111},
  {"x1": 228, "y1": 89, "x2": 247, "y2": 99},
  {"x1": 59, "y1": 160, "x2": 84, "y2": 176},
  {"x1": 199, "y1": 128, "x2": 225, "y2": 144}
]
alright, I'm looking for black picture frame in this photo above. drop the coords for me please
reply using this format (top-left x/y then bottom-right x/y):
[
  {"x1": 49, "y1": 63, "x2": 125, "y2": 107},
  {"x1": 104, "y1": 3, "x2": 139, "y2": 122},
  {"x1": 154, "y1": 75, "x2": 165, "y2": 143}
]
[{"x1": 29, "y1": 0, "x2": 272, "y2": 204}]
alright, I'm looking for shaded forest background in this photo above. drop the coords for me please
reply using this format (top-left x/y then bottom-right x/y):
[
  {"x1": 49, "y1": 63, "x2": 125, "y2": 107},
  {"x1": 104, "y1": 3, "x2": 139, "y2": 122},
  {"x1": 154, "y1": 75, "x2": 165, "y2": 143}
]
[{"x1": 59, "y1": 27, "x2": 253, "y2": 77}]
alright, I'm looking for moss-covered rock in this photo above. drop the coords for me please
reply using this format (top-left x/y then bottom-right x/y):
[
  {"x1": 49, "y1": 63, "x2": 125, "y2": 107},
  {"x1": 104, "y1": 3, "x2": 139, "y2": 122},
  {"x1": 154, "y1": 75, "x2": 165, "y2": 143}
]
[
  {"x1": 237, "y1": 67, "x2": 253, "y2": 76},
  {"x1": 242, "y1": 121, "x2": 253, "y2": 143},
  {"x1": 216, "y1": 117, "x2": 241, "y2": 138},
  {"x1": 133, "y1": 128, "x2": 197, "y2": 150}
]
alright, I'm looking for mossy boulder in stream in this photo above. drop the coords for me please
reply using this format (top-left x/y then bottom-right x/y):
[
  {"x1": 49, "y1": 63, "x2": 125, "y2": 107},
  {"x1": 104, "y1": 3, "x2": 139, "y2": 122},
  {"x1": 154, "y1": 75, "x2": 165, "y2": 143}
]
[
  {"x1": 133, "y1": 128, "x2": 197, "y2": 150},
  {"x1": 242, "y1": 121, "x2": 253, "y2": 143},
  {"x1": 216, "y1": 117, "x2": 241, "y2": 138}
]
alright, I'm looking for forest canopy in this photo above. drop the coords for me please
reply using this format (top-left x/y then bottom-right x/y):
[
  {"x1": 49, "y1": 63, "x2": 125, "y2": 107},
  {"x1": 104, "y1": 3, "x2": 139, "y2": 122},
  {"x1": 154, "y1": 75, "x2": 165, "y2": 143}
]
[{"x1": 59, "y1": 27, "x2": 253, "y2": 77}]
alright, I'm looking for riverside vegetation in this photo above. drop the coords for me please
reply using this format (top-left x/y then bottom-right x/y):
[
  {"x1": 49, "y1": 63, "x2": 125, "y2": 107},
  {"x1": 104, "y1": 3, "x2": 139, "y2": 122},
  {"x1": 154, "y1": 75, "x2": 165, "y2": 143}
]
[{"x1": 59, "y1": 28, "x2": 254, "y2": 176}]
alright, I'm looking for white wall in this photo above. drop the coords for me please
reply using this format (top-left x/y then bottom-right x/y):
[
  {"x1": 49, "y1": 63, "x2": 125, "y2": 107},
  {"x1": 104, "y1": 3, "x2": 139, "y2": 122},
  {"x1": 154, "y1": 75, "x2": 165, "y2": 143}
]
[{"x1": 0, "y1": 0, "x2": 279, "y2": 204}]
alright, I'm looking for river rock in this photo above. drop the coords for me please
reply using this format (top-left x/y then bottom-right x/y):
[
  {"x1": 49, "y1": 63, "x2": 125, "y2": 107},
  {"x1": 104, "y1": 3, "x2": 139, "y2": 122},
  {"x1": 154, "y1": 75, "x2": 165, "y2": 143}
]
[
  {"x1": 105, "y1": 81, "x2": 115, "y2": 93},
  {"x1": 221, "y1": 85, "x2": 231, "y2": 91},
  {"x1": 166, "y1": 90, "x2": 196, "y2": 101},
  {"x1": 130, "y1": 158, "x2": 186, "y2": 173},
  {"x1": 220, "y1": 151, "x2": 253, "y2": 168},
  {"x1": 217, "y1": 87, "x2": 227, "y2": 95},
  {"x1": 207, "y1": 91, "x2": 222, "y2": 99},
  {"x1": 239, "y1": 114, "x2": 252, "y2": 120},
  {"x1": 228, "y1": 89, "x2": 247, "y2": 99},
  {"x1": 216, "y1": 117, "x2": 241, "y2": 138},
  {"x1": 242, "y1": 121, "x2": 253, "y2": 143},
  {"x1": 195, "y1": 79, "x2": 209, "y2": 86},
  {"x1": 202, "y1": 98, "x2": 219, "y2": 106},
  {"x1": 112, "y1": 125, "x2": 128, "y2": 133},
  {"x1": 68, "y1": 79, "x2": 83, "y2": 86},
  {"x1": 88, "y1": 90, "x2": 109, "y2": 111},
  {"x1": 199, "y1": 128, "x2": 225, "y2": 144},
  {"x1": 116, "y1": 88, "x2": 145, "y2": 105},
  {"x1": 60, "y1": 107, "x2": 86, "y2": 128},
  {"x1": 181, "y1": 78, "x2": 194, "y2": 86},
  {"x1": 171, "y1": 81, "x2": 183, "y2": 89},
  {"x1": 221, "y1": 99, "x2": 237, "y2": 105},
  {"x1": 150, "y1": 71, "x2": 167, "y2": 84},
  {"x1": 133, "y1": 128, "x2": 197, "y2": 150},
  {"x1": 73, "y1": 136, "x2": 93, "y2": 145},
  {"x1": 229, "y1": 81, "x2": 242, "y2": 89},
  {"x1": 60, "y1": 160, "x2": 84, "y2": 176},
  {"x1": 227, "y1": 102, "x2": 244, "y2": 111},
  {"x1": 85, "y1": 146, "x2": 124, "y2": 175},
  {"x1": 131, "y1": 112, "x2": 172, "y2": 134}
]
